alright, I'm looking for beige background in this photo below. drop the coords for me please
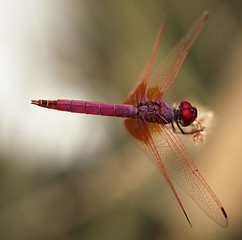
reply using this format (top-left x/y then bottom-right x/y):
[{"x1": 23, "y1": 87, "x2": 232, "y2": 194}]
[{"x1": 0, "y1": 0, "x2": 241, "y2": 239}]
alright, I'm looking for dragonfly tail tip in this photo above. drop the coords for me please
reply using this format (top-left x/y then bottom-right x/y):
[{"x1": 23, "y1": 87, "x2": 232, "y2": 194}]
[{"x1": 31, "y1": 100, "x2": 39, "y2": 105}]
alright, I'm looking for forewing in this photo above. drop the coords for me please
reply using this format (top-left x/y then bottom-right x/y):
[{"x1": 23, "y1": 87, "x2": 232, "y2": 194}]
[
  {"x1": 123, "y1": 21, "x2": 165, "y2": 105},
  {"x1": 147, "y1": 11, "x2": 209, "y2": 101}
]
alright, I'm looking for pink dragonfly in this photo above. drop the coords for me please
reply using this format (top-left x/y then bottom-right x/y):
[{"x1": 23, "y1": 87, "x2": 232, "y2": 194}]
[{"x1": 32, "y1": 12, "x2": 228, "y2": 228}]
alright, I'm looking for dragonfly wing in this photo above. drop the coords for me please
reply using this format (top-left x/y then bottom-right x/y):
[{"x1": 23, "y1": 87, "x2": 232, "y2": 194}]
[
  {"x1": 123, "y1": 20, "x2": 165, "y2": 105},
  {"x1": 150, "y1": 120, "x2": 228, "y2": 227},
  {"x1": 124, "y1": 118, "x2": 192, "y2": 227},
  {"x1": 124, "y1": 118, "x2": 228, "y2": 227},
  {"x1": 147, "y1": 11, "x2": 209, "y2": 101}
]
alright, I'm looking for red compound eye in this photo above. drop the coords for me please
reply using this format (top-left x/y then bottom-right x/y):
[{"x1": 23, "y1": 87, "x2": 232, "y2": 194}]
[
  {"x1": 180, "y1": 101, "x2": 192, "y2": 109},
  {"x1": 180, "y1": 106, "x2": 197, "y2": 127}
]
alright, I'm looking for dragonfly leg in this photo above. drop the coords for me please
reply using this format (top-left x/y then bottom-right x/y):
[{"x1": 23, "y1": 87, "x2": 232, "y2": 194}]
[
  {"x1": 171, "y1": 122, "x2": 177, "y2": 132},
  {"x1": 174, "y1": 120, "x2": 204, "y2": 135}
]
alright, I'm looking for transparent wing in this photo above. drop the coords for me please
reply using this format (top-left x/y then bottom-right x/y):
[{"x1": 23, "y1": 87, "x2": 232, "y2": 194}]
[
  {"x1": 125, "y1": 118, "x2": 228, "y2": 227},
  {"x1": 152, "y1": 121, "x2": 228, "y2": 227},
  {"x1": 124, "y1": 118, "x2": 192, "y2": 226},
  {"x1": 123, "y1": 20, "x2": 165, "y2": 105},
  {"x1": 147, "y1": 11, "x2": 209, "y2": 101}
]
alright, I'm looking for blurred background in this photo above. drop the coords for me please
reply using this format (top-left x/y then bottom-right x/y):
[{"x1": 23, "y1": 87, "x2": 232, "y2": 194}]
[{"x1": 0, "y1": 0, "x2": 241, "y2": 239}]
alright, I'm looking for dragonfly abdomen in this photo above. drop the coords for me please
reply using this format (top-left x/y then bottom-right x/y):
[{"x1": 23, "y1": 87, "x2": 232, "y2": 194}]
[{"x1": 31, "y1": 99, "x2": 137, "y2": 118}]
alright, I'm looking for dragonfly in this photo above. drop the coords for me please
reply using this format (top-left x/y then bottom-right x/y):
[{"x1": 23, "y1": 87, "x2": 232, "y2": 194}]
[{"x1": 32, "y1": 11, "x2": 228, "y2": 228}]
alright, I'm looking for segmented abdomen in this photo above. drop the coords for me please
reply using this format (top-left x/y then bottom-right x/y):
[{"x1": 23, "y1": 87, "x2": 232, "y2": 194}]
[{"x1": 32, "y1": 99, "x2": 137, "y2": 118}]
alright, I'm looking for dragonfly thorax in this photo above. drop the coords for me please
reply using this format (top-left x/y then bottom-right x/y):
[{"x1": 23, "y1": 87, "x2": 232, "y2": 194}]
[{"x1": 137, "y1": 100, "x2": 175, "y2": 124}]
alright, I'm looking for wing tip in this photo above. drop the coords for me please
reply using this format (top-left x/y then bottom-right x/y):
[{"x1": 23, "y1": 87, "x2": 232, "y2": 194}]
[
  {"x1": 221, "y1": 207, "x2": 228, "y2": 228},
  {"x1": 184, "y1": 212, "x2": 193, "y2": 228},
  {"x1": 219, "y1": 207, "x2": 228, "y2": 228},
  {"x1": 221, "y1": 207, "x2": 227, "y2": 219},
  {"x1": 203, "y1": 11, "x2": 209, "y2": 21}
]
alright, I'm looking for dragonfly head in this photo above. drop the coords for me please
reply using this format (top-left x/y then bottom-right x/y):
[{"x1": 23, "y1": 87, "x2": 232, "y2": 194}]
[{"x1": 178, "y1": 101, "x2": 197, "y2": 127}]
